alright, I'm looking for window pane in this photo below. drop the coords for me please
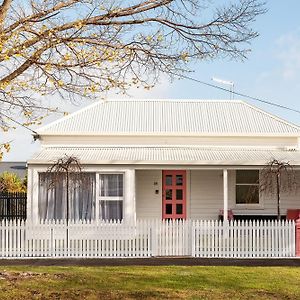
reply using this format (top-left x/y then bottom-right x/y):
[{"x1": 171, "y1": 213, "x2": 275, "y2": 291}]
[
  {"x1": 100, "y1": 200, "x2": 123, "y2": 220},
  {"x1": 165, "y1": 175, "x2": 172, "y2": 186},
  {"x1": 166, "y1": 204, "x2": 172, "y2": 214},
  {"x1": 236, "y1": 170, "x2": 259, "y2": 184},
  {"x1": 236, "y1": 185, "x2": 259, "y2": 204},
  {"x1": 100, "y1": 174, "x2": 123, "y2": 197},
  {"x1": 166, "y1": 189, "x2": 172, "y2": 200},
  {"x1": 176, "y1": 204, "x2": 183, "y2": 214},
  {"x1": 176, "y1": 175, "x2": 183, "y2": 186},
  {"x1": 39, "y1": 172, "x2": 95, "y2": 220},
  {"x1": 176, "y1": 189, "x2": 183, "y2": 200}
]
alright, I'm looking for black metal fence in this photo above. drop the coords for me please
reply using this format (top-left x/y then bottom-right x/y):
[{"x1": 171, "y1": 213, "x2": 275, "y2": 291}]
[{"x1": 0, "y1": 192, "x2": 27, "y2": 220}]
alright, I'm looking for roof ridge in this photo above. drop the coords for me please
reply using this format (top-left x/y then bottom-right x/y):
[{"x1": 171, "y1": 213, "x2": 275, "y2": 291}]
[{"x1": 103, "y1": 98, "x2": 243, "y2": 103}]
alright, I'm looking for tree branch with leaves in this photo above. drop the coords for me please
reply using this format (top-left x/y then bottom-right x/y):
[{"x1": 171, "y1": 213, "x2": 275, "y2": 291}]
[
  {"x1": 0, "y1": 0, "x2": 266, "y2": 143},
  {"x1": 0, "y1": 171, "x2": 26, "y2": 193},
  {"x1": 0, "y1": 142, "x2": 10, "y2": 160}
]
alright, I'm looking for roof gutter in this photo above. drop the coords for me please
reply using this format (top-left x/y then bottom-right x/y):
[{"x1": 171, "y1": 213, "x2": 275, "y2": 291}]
[{"x1": 35, "y1": 132, "x2": 300, "y2": 138}]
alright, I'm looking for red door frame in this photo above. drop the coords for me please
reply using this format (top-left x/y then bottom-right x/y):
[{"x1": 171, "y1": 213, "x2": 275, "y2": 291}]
[{"x1": 162, "y1": 170, "x2": 186, "y2": 220}]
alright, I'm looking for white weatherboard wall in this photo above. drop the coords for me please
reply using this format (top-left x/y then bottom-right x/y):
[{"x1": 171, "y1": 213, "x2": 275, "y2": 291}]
[
  {"x1": 136, "y1": 170, "x2": 162, "y2": 219},
  {"x1": 136, "y1": 169, "x2": 300, "y2": 219},
  {"x1": 136, "y1": 169, "x2": 229, "y2": 220},
  {"x1": 190, "y1": 169, "x2": 300, "y2": 218},
  {"x1": 229, "y1": 170, "x2": 300, "y2": 216},
  {"x1": 189, "y1": 170, "x2": 224, "y2": 220},
  {"x1": 28, "y1": 165, "x2": 300, "y2": 221}
]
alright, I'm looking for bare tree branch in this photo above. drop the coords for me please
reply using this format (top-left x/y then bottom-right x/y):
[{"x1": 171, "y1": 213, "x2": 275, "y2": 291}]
[
  {"x1": 0, "y1": 0, "x2": 12, "y2": 29},
  {"x1": 259, "y1": 159, "x2": 297, "y2": 220},
  {"x1": 0, "y1": 0, "x2": 266, "y2": 148}
]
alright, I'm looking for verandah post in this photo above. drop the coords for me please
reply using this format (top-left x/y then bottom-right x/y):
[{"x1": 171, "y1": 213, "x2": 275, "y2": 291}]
[
  {"x1": 223, "y1": 168, "x2": 230, "y2": 248},
  {"x1": 296, "y1": 215, "x2": 300, "y2": 257},
  {"x1": 223, "y1": 169, "x2": 228, "y2": 222}
]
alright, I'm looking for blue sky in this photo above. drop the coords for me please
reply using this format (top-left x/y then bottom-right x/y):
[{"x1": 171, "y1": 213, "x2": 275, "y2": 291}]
[{"x1": 2, "y1": 1, "x2": 300, "y2": 161}]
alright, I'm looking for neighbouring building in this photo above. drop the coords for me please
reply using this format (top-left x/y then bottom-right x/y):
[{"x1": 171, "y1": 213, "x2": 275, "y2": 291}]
[{"x1": 0, "y1": 161, "x2": 27, "y2": 179}]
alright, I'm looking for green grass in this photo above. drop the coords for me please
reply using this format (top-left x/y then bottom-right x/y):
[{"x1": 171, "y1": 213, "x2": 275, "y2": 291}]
[{"x1": 0, "y1": 265, "x2": 299, "y2": 299}]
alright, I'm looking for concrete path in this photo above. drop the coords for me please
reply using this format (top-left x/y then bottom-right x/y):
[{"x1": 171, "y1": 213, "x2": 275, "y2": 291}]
[{"x1": 0, "y1": 257, "x2": 299, "y2": 267}]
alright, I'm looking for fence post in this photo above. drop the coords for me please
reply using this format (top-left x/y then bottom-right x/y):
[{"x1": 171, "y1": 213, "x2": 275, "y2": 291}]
[{"x1": 296, "y1": 216, "x2": 300, "y2": 257}]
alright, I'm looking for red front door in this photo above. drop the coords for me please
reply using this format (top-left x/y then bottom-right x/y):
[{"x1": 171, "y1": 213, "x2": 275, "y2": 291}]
[{"x1": 162, "y1": 170, "x2": 186, "y2": 220}]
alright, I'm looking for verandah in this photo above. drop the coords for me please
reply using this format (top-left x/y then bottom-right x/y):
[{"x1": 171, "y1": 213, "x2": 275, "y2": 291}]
[{"x1": 0, "y1": 219, "x2": 296, "y2": 258}]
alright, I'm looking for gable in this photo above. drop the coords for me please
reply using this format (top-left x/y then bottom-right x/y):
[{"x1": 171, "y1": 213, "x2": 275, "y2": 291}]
[{"x1": 37, "y1": 100, "x2": 300, "y2": 136}]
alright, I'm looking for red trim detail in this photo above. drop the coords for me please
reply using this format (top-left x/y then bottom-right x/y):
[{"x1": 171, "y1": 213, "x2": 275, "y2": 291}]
[
  {"x1": 287, "y1": 209, "x2": 300, "y2": 220},
  {"x1": 162, "y1": 170, "x2": 186, "y2": 220}
]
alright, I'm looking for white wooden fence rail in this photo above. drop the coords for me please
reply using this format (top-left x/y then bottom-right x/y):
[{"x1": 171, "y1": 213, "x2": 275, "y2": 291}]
[
  {"x1": 0, "y1": 219, "x2": 295, "y2": 258},
  {"x1": 192, "y1": 220, "x2": 295, "y2": 258}
]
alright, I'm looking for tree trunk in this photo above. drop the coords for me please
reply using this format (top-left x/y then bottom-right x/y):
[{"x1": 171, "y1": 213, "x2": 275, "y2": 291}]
[
  {"x1": 66, "y1": 172, "x2": 69, "y2": 226},
  {"x1": 66, "y1": 171, "x2": 69, "y2": 252}
]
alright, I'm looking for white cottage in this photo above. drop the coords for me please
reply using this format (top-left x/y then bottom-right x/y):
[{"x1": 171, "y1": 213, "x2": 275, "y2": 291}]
[{"x1": 27, "y1": 99, "x2": 300, "y2": 223}]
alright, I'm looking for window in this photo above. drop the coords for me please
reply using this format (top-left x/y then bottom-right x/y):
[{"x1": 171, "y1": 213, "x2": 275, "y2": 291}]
[
  {"x1": 38, "y1": 172, "x2": 95, "y2": 220},
  {"x1": 99, "y1": 174, "x2": 124, "y2": 220},
  {"x1": 236, "y1": 170, "x2": 259, "y2": 205}
]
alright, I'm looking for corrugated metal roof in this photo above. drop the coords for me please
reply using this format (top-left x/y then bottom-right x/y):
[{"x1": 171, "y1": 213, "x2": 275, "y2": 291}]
[
  {"x1": 28, "y1": 147, "x2": 300, "y2": 165},
  {"x1": 37, "y1": 100, "x2": 300, "y2": 135}
]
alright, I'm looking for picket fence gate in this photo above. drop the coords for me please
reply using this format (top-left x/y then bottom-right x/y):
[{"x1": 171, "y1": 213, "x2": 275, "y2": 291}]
[{"x1": 0, "y1": 219, "x2": 295, "y2": 258}]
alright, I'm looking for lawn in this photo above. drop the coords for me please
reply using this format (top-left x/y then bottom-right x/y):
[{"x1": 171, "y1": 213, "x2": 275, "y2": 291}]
[{"x1": 0, "y1": 265, "x2": 299, "y2": 299}]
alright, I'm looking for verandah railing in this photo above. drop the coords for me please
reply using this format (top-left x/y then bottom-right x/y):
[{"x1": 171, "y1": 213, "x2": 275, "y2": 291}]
[{"x1": 0, "y1": 219, "x2": 296, "y2": 258}]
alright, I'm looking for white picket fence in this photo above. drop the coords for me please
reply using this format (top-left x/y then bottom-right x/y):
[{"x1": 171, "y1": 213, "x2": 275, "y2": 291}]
[
  {"x1": 0, "y1": 219, "x2": 296, "y2": 258},
  {"x1": 192, "y1": 220, "x2": 295, "y2": 258}
]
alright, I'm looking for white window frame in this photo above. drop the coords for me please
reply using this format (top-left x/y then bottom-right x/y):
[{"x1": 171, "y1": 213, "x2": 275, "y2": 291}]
[
  {"x1": 235, "y1": 170, "x2": 263, "y2": 209},
  {"x1": 96, "y1": 172, "x2": 125, "y2": 221},
  {"x1": 37, "y1": 171, "x2": 97, "y2": 221}
]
